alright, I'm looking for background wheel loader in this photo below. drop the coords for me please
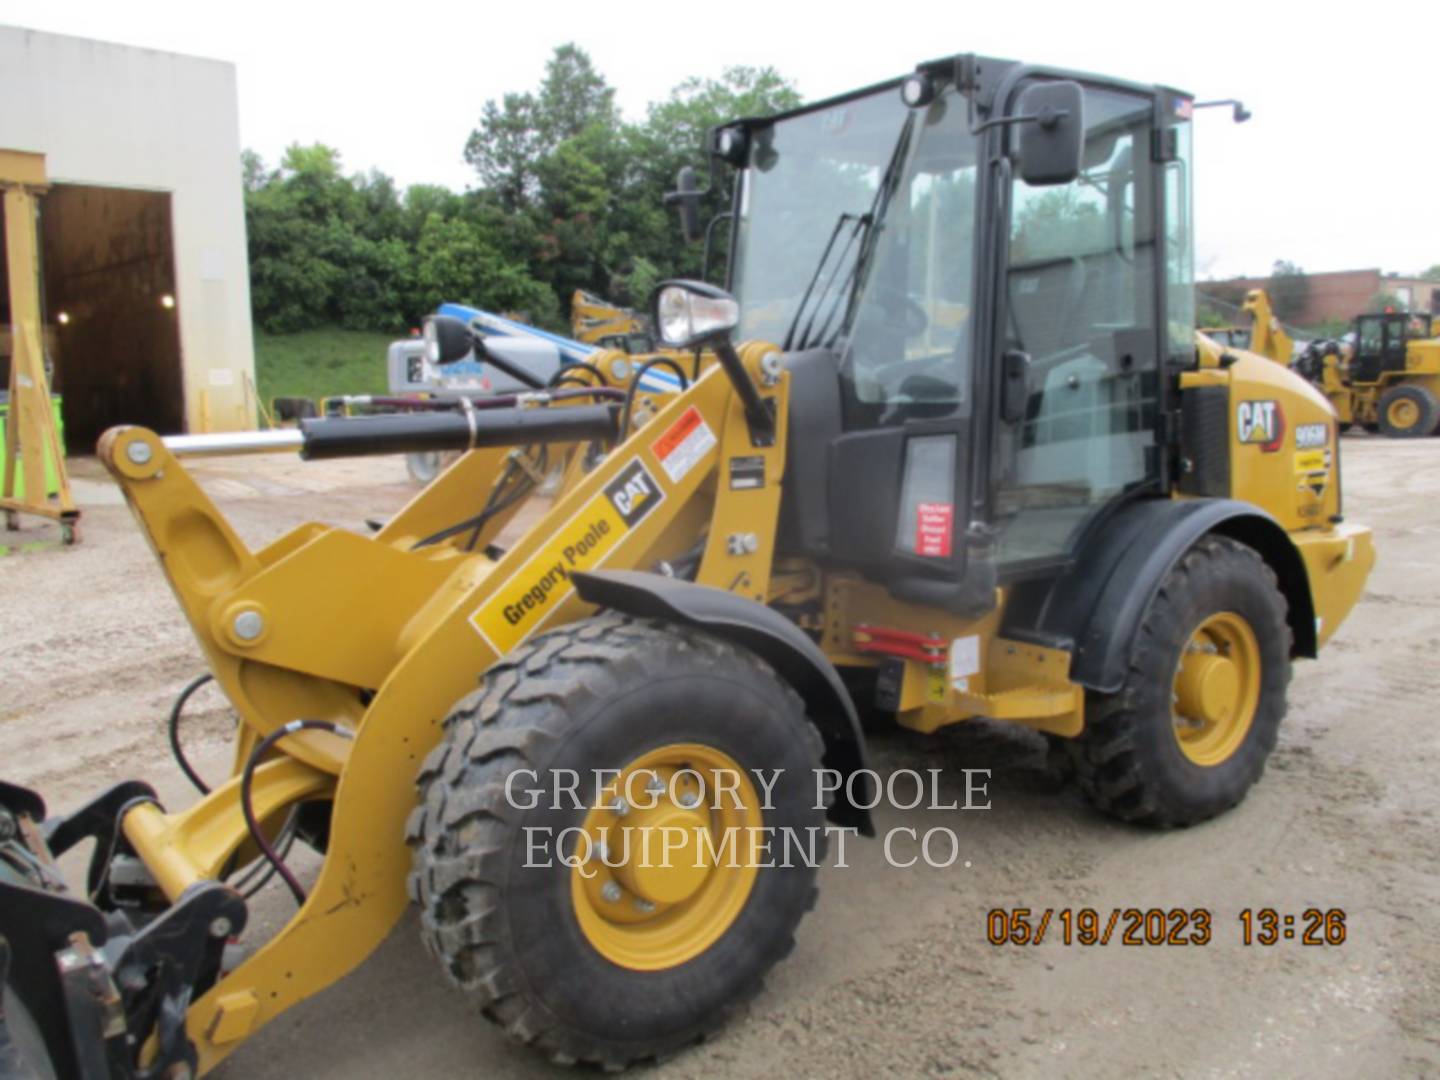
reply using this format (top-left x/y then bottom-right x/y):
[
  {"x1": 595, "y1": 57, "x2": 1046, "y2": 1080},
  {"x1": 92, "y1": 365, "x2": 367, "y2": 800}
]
[
  {"x1": 1199, "y1": 288, "x2": 1293, "y2": 366},
  {"x1": 0, "y1": 52, "x2": 1374, "y2": 1078},
  {"x1": 1297, "y1": 307, "x2": 1440, "y2": 437}
]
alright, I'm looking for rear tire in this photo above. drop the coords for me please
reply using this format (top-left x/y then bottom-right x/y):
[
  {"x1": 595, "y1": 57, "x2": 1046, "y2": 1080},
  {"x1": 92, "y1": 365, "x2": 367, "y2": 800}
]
[
  {"x1": 1376, "y1": 384, "x2": 1439, "y2": 438},
  {"x1": 407, "y1": 612, "x2": 827, "y2": 1068},
  {"x1": 1072, "y1": 536, "x2": 1291, "y2": 828}
]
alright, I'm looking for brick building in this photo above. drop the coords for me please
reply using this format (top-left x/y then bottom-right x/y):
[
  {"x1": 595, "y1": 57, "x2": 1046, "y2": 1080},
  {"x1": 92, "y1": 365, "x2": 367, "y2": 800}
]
[{"x1": 1199, "y1": 269, "x2": 1439, "y2": 328}]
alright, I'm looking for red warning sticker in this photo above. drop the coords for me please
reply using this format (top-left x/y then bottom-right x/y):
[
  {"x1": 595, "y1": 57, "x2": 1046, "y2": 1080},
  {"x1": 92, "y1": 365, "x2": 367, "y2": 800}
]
[
  {"x1": 916, "y1": 502, "x2": 954, "y2": 558},
  {"x1": 650, "y1": 406, "x2": 717, "y2": 484}
]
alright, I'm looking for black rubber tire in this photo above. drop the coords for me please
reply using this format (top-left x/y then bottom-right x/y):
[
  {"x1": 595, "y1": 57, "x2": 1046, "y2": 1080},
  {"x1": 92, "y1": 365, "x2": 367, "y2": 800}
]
[
  {"x1": 1071, "y1": 536, "x2": 1292, "y2": 828},
  {"x1": 406, "y1": 612, "x2": 827, "y2": 1069},
  {"x1": 1376, "y1": 384, "x2": 1439, "y2": 438},
  {"x1": 0, "y1": 979, "x2": 54, "y2": 1080}
]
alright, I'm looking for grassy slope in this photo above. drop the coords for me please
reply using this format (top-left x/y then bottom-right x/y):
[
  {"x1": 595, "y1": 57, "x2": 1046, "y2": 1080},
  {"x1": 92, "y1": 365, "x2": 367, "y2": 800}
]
[{"x1": 253, "y1": 326, "x2": 397, "y2": 410}]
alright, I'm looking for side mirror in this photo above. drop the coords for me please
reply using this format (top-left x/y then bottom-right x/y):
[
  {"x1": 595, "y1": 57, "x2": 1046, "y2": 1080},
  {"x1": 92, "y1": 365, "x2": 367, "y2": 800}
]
[
  {"x1": 651, "y1": 279, "x2": 739, "y2": 349},
  {"x1": 664, "y1": 166, "x2": 703, "y2": 244},
  {"x1": 1015, "y1": 81, "x2": 1085, "y2": 187},
  {"x1": 422, "y1": 314, "x2": 473, "y2": 366}
]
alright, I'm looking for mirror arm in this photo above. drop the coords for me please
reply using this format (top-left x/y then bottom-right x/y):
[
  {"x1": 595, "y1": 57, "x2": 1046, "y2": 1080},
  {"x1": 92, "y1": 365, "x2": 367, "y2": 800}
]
[
  {"x1": 970, "y1": 108, "x2": 1070, "y2": 137},
  {"x1": 665, "y1": 134, "x2": 733, "y2": 244},
  {"x1": 663, "y1": 137, "x2": 726, "y2": 206},
  {"x1": 700, "y1": 210, "x2": 734, "y2": 284},
  {"x1": 1193, "y1": 98, "x2": 1251, "y2": 123},
  {"x1": 467, "y1": 323, "x2": 547, "y2": 390},
  {"x1": 712, "y1": 339, "x2": 775, "y2": 445}
]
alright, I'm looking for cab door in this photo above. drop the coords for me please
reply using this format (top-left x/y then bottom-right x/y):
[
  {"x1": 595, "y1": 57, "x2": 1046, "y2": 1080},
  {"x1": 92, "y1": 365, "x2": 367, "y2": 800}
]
[{"x1": 992, "y1": 84, "x2": 1165, "y2": 573}]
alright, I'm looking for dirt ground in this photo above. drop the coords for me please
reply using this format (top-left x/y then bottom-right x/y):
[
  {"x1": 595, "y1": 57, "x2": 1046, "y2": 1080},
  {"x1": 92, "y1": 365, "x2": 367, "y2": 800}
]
[{"x1": 3, "y1": 436, "x2": 1437, "y2": 1079}]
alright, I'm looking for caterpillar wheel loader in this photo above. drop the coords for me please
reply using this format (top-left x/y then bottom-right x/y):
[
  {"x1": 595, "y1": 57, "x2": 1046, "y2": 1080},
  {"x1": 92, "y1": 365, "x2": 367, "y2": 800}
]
[
  {"x1": 1199, "y1": 288, "x2": 1293, "y2": 366},
  {"x1": 1297, "y1": 308, "x2": 1440, "y2": 437},
  {"x1": 571, "y1": 289, "x2": 654, "y2": 353},
  {"x1": 0, "y1": 52, "x2": 1374, "y2": 1078}
]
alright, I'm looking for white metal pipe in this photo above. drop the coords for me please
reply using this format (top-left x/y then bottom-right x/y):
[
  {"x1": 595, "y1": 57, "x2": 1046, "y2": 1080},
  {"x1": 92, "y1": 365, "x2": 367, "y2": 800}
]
[{"x1": 162, "y1": 430, "x2": 305, "y2": 457}]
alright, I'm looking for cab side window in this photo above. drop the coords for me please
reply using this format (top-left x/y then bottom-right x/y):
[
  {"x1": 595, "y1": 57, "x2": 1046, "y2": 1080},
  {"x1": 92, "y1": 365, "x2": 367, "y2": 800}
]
[{"x1": 995, "y1": 86, "x2": 1161, "y2": 567}]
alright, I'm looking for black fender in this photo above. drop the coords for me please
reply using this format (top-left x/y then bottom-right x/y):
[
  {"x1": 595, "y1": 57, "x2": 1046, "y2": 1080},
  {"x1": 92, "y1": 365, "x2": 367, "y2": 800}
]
[
  {"x1": 572, "y1": 569, "x2": 875, "y2": 835},
  {"x1": 1003, "y1": 498, "x2": 1317, "y2": 695}
]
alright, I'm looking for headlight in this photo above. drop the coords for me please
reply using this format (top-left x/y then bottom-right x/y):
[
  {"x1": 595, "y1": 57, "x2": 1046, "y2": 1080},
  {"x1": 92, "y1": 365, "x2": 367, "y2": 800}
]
[
  {"x1": 652, "y1": 281, "x2": 740, "y2": 349},
  {"x1": 421, "y1": 314, "x2": 474, "y2": 366},
  {"x1": 900, "y1": 73, "x2": 934, "y2": 109}
]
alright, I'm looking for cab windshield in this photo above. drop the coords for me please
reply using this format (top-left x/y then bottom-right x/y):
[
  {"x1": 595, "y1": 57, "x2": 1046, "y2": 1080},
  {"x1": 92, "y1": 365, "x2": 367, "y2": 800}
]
[{"x1": 730, "y1": 86, "x2": 980, "y2": 415}]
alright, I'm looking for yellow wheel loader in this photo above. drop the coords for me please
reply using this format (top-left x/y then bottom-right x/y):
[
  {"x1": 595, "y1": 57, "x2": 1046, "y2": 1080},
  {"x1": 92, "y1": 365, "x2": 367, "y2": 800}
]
[
  {"x1": 1298, "y1": 310, "x2": 1440, "y2": 437},
  {"x1": 1200, "y1": 288, "x2": 1293, "y2": 366},
  {"x1": 0, "y1": 53, "x2": 1374, "y2": 1078},
  {"x1": 571, "y1": 289, "x2": 654, "y2": 353}
]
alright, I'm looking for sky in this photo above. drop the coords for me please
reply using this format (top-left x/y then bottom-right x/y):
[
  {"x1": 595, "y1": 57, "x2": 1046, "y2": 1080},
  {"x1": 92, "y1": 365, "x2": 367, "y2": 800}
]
[{"x1": 6, "y1": 0, "x2": 1436, "y2": 280}]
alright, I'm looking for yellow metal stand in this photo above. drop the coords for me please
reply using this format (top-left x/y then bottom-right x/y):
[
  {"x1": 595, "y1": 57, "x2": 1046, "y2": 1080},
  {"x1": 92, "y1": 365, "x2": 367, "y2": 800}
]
[{"x1": 1, "y1": 150, "x2": 78, "y2": 544}]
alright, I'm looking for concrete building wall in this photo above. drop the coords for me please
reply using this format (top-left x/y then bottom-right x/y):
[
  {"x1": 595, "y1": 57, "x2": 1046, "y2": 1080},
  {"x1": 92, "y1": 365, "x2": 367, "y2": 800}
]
[{"x1": 0, "y1": 25, "x2": 255, "y2": 432}]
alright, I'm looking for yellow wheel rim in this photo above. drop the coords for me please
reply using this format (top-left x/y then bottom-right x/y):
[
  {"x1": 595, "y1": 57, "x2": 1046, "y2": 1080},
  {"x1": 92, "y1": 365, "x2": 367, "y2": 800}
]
[
  {"x1": 1387, "y1": 397, "x2": 1420, "y2": 430},
  {"x1": 571, "y1": 743, "x2": 762, "y2": 971},
  {"x1": 1172, "y1": 612, "x2": 1261, "y2": 767}
]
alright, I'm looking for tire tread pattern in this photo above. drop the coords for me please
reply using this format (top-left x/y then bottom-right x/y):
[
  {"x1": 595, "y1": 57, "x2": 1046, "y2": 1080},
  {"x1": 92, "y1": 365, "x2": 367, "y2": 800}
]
[
  {"x1": 1072, "y1": 536, "x2": 1292, "y2": 828},
  {"x1": 406, "y1": 611, "x2": 824, "y2": 1069}
]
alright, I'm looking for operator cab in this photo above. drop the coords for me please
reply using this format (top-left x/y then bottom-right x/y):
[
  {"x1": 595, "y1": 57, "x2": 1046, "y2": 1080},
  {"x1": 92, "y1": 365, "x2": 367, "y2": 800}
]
[
  {"x1": 1351, "y1": 312, "x2": 1419, "y2": 384},
  {"x1": 667, "y1": 54, "x2": 1196, "y2": 614}
]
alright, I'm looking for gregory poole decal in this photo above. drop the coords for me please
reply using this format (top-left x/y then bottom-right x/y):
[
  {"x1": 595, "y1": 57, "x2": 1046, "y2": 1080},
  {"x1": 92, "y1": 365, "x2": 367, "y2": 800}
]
[
  {"x1": 1237, "y1": 400, "x2": 1286, "y2": 452},
  {"x1": 469, "y1": 460, "x2": 663, "y2": 654}
]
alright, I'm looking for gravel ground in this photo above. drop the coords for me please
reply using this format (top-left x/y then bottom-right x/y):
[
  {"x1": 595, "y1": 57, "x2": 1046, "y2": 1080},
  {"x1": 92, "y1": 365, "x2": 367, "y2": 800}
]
[{"x1": 2, "y1": 435, "x2": 1437, "y2": 1079}]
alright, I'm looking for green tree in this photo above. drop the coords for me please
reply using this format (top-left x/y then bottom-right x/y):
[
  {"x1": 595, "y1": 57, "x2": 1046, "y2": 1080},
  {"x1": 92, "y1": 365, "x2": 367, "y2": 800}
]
[
  {"x1": 241, "y1": 149, "x2": 272, "y2": 192},
  {"x1": 626, "y1": 67, "x2": 802, "y2": 281},
  {"x1": 1421, "y1": 264, "x2": 1440, "y2": 283},
  {"x1": 464, "y1": 44, "x2": 616, "y2": 213},
  {"x1": 245, "y1": 56, "x2": 805, "y2": 336}
]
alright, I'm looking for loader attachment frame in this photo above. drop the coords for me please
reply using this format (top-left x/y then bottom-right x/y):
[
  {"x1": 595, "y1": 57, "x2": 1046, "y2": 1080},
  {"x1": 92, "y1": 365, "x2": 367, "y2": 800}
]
[{"x1": 1, "y1": 342, "x2": 805, "y2": 1076}]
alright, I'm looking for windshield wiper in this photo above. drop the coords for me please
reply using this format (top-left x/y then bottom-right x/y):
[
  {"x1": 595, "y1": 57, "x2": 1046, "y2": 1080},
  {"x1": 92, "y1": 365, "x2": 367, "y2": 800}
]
[
  {"x1": 815, "y1": 113, "x2": 918, "y2": 350},
  {"x1": 782, "y1": 112, "x2": 917, "y2": 353},
  {"x1": 783, "y1": 211, "x2": 870, "y2": 352}
]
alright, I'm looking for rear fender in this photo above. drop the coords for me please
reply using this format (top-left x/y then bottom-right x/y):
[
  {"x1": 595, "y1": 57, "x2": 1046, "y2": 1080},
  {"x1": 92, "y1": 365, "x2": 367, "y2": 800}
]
[{"x1": 1003, "y1": 499, "x2": 1317, "y2": 695}]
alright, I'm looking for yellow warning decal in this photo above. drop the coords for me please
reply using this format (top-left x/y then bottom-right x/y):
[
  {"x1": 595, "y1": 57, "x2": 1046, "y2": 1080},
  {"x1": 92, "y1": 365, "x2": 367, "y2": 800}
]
[
  {"x1": 469, "y1": 459, "x2": 663, "y2": 655},
  {"x1": 1294, "y1": 448, "x2": 1328, "y2": 474}
]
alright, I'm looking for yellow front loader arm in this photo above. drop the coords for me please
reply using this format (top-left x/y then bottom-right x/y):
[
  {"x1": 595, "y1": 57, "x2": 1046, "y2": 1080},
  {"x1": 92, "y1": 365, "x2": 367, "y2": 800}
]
[{"x1": 17, "y1": 343, "x2": 788, "y2": 1075}]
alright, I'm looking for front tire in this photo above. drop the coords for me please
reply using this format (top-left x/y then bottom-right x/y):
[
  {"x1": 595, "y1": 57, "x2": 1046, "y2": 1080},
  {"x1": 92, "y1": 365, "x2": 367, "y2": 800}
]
[
  {"x1": 407, "y1": 613, "x2": 827, "y2": 1068},
  {"x1": 1072, "y1": 536, "x2": 1291, "y2": 827}
]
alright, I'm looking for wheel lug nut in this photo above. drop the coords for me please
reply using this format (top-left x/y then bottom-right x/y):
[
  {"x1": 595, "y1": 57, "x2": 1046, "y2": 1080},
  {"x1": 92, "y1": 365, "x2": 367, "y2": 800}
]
[
  {"x1": 601, "y1": 882, "x2": 621, "y2": 903},
  {"x1": 633, "y1": 898, "x2": 655, "y2": 914},
  {"x1": 611, "y1": 798, "x2": 628, "y2": 817},
  {"x1": 678, "y1": 793, "x2": 700, "y2": 809}
]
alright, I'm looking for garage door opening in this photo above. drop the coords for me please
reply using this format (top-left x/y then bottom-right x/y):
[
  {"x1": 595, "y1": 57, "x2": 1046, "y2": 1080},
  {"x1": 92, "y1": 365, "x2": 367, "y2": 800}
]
[{"x1": 1, "y1": 183, "x2": 185, "y2": 452}]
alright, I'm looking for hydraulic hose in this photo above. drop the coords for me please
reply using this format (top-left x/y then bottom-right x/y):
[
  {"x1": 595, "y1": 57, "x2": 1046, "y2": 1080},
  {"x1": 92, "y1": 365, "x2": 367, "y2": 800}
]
[
  {"x1": 239, "y1": 720, "x2": 353, "y2": 907},
  {"x1": 167, "y1": 674, "x2": 215, "y2": 795}
]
